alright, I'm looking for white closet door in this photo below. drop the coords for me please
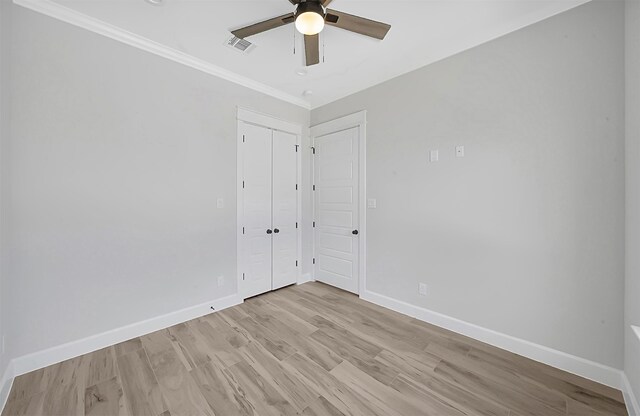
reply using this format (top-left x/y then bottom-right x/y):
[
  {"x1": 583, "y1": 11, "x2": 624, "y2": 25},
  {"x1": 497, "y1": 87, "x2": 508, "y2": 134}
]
[
  {"x1": 241, "y1": 123, "x2": 273, "y2": 298},
  {"x1": 272, "y1": 130, "x2": 298, "y2": 290},
  {"x1": 314, "y1": 127, "x2": 359, "y2": 294}
]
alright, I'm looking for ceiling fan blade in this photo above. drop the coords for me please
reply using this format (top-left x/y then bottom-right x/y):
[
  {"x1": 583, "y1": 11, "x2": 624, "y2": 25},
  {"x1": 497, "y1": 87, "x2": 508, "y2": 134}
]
[
  {"x1": 231, "y1": 13, "x2": 295, "y2": 39},
  {"x1": 304, "y1": 34, "x2": 320, "y2": 66},
  {"x1": 325, "y1": 9, "x2": 391, "y2": 40}
]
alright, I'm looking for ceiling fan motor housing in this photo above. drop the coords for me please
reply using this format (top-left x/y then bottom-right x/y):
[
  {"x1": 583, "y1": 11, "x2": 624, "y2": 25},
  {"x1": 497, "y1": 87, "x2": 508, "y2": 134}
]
[{"x1": 295, "y1": 1, "x2": 326, "y2": 20}]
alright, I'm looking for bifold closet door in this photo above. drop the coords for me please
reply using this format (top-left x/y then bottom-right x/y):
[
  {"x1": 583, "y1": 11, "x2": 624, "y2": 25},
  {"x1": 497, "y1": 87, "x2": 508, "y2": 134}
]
[
  {"x1": 242, "y1": 123, "x2": 273, "y2": 298},
  {"x1": 272, "y1": 130, "x2": 298, "y2": 290}
]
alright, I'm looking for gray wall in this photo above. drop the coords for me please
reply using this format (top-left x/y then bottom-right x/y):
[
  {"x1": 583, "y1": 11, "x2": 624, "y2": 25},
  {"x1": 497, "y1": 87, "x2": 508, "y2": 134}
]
[
  {"x1": 4, "y1": 3, "x2": 309, "y2": 361},
  {"x1": 625, "y1": 0, "x2": 640, "y2": 405},
  {"x1": 0, "y1": 0, "x2": 11, "y2": 388},
  {"x1": 312, "y1": 0, "x2": 625, "y2": 368},
  {"x1": 0, "y1": 0, "x2": 630, "y2": 392}
]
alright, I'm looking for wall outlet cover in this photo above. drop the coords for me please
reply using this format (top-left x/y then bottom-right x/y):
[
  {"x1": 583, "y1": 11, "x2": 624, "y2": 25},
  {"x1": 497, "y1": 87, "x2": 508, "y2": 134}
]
[
  {"x1": 217, "y1": 276, "x2": 225, "y2": 287},
  {"x1": 419, "y1": 283, "x2": 428, "y2": 296}
]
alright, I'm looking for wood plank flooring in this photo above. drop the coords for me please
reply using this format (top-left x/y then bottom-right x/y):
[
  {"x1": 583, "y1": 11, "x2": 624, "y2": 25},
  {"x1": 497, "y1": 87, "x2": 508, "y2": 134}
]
[{"x1": 1, "y1": 282, "x2": 628, "y2": 416}]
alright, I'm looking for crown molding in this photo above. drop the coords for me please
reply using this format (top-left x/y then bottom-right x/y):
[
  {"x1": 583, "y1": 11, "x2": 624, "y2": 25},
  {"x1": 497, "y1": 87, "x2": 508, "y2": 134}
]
[{"x1": 12, "y1": 0, "x2": 311, "y2": 110}]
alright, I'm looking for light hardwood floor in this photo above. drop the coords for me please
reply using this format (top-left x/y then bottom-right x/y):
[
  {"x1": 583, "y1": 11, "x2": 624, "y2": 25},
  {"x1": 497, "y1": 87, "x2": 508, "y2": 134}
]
[{"x1": 1, "y1": 282, "x2": 628, "y2": 416}]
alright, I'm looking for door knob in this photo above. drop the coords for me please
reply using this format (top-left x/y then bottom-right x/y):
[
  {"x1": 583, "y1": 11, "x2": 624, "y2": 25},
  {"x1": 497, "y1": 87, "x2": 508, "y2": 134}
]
[
  {"x1": 273, "y1": 228, "x2": 280, "y2": 234},
  {"x1": 266, "y1": 229, "x2": 273, "y2": 234},
  {"x1": 352, "y1": 230, "x2": 359, "y2": 235}
]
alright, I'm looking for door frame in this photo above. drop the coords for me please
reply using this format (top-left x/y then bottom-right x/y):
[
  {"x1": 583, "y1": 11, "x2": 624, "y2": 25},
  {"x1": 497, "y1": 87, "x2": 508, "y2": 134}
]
[
  {"x1": 310, "y1": 110, "x2": 367, "y2": 295},
  {"x1": 237, "y1": 107, "x2": 303, "y2": 299}
]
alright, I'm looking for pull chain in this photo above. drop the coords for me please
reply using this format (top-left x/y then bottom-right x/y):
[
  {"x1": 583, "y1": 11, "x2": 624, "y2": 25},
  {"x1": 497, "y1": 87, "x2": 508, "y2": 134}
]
[{"x1": 322, "y1": 32, "x2": 325, "y2": 63}]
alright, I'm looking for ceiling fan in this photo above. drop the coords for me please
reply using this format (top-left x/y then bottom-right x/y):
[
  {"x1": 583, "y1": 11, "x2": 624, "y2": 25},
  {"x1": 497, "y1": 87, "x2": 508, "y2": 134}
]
[{"x1": 231, "y1": 0, "x2": 391, "y2": 67}]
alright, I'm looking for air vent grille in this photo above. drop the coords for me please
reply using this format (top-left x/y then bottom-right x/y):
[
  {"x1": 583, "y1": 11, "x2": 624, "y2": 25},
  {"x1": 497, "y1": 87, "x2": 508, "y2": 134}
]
[{"x1": 226, "y1": 35, "x2": 256, "y2": 53}]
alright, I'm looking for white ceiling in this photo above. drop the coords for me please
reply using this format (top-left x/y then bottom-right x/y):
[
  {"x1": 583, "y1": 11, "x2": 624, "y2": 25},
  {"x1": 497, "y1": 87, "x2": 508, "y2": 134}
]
[{"x1": 44, "y1": 0, "x2": 589, "y2": 108}]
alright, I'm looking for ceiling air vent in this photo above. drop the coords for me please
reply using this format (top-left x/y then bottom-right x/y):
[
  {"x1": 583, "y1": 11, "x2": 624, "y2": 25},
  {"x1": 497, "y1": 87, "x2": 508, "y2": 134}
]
[{"x1": 226, "y1": 35, "x2": 256, "y2": 54}]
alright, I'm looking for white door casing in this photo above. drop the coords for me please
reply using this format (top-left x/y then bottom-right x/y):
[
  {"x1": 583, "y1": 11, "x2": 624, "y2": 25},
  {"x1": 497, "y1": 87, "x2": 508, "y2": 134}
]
[
  {"x1": 272, "y1": 130, "x2": 298, "y2": 290},
  {"x1": 311, "y1": 111, "x2": 367, "y2": 295},
  {"x1": 240, "y1": 122, "x2": 273, "y2": 298}
]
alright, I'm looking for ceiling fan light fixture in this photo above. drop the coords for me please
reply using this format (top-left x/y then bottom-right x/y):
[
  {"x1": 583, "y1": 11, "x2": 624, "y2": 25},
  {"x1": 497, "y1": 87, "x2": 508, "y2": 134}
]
[
  {"x1": 295, "y1": 2, "x2": 325, "y2": 35},
  {"x1": 231, "y1": 0, "x2": 390, "y2": 67}
]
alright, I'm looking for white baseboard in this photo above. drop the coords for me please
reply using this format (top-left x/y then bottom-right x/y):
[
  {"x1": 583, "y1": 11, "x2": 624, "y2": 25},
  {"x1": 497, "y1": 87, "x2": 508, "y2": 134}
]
[
  {"x1": 0, "y1": 361, "x2": 15, "y2": 414},
  {"x1": 360, "y1": 290, "x2": 624, "y2": 390},
  {"x1": 623, "y1": 374, "x2": 640, "y2": 416},
  {"x1": 2, "y1": 287, "x2": 633, "y2": 415},
  {"x1": 10, "y1": 293, "x2": 242, "y2": 379},
  {"x1": 298, "y1": 273, "x2": 314, "y2": 285}
]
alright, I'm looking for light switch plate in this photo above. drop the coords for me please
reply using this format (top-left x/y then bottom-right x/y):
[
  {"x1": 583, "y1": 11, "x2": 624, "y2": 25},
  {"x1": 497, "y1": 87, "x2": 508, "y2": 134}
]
[
  {"x1": 217, "y1": 276, "x2": 224, "y2": 287},
  {"x1": 217, "y1": 198, "x2": 224, "y2": 209},
  {"x1": 430, "y1": 150, "x2": 439, "y2": 162},
  {"x1": 456, "y1": 146, "x2": 465, "y2": 157},
  {"x1": 367, "y1": 198, "x2": 377, "y2": 209}
]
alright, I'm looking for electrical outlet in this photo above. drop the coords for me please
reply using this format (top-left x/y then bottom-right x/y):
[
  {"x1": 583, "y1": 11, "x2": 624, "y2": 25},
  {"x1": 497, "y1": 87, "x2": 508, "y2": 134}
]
[
  {"x1": 419, "y1": 283, "x2": 428, "y2": 296},
  {"x1": 430, "y1": 150, "x2": 439, "y2": 162},
  {"x1": 217, "y1": 276, "x2": 224, "y2": 287},
  {"x1": 456, "y1": 146, "x2": 465, "y2": 157}
]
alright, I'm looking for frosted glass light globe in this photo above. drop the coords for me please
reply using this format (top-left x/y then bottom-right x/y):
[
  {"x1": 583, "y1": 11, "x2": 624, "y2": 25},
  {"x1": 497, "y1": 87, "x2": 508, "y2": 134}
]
[{"x1": 295, "y1": 11, "x2": 325, "y2": 35}]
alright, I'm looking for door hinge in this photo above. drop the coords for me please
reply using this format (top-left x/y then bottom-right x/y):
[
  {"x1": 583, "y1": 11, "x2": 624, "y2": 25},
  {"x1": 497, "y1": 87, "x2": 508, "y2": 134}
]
[
  {"x1": 242, "y1": 227, "x2": 245, "y2": 235},
  {"x1": 313, "y1": 258, "x2": 316, "y2": 265},
  {"x1": 313, "y1": 221, "x2": 316, "y2": 228},
  {"x1": 311, "y1": 146, "x2": 316, "y2": 155},
  {"x1": 242, "y1": 273, "x2": 245, "y2": 281},
  {"x1": 313, "y1": 185, "x2": 316, "y2": 191},
  {"x1": 295, "y1": 144, "x2": 299, "y2": 152},
  {"x1": 242, "y1": 180, "x2": 245, "y2": 189},
  {"x1": 295, "y1": 184, "x2": 298, "y2": 191},
  {"x1": 242, "y1": 135, "x2": 245, "y2": 143},
  {"x1": 296, "y1": 260, "x2": 298, "y2": 267},
  {"x1": 296, "y1": 222, "x2": 298, "y2": 229}
]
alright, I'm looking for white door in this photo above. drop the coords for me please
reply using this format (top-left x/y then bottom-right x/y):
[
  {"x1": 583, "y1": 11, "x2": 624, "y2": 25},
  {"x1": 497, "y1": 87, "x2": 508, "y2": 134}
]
[
  {"x1": 241, "y1": 122, "x2": 273, "y2": 298},
  {"x1": 272, "y1": 130, "x2": 299, "y2": 290},
  {"x1": 314, "y1": 127, "x2": 359, "y2": 294}
]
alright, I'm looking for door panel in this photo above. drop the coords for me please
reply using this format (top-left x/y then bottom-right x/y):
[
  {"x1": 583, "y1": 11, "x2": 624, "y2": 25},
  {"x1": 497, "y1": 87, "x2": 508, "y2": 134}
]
[
  {"x1": 319, "y1": 231, "x2": 352, "y2": 254},
  {"x1": 314, "y1": 127, "x2": 359, "y2": 293},
  {"x1": 241, "y1": 123, "x2": 273, "y2": 298},
  {"x1": 319, "y1": 210, "x2": 353, "y2": 228},
  {"x1": 272, "y1": 130, "x2": 298, "y2": 290},
  {"x1": 319, "y1": 187, "x2": 353, "y2": 204}
]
